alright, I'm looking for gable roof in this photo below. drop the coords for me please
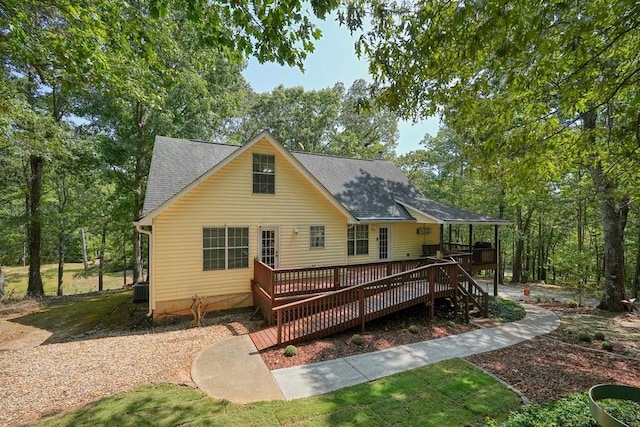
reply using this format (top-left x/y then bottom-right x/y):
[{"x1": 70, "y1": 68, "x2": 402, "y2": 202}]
[{"x1": 139, "y1": 132, "x2": 510, "y2": 226}]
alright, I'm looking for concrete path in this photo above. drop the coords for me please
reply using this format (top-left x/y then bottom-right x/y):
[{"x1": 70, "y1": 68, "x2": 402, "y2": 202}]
[
  {"x1": 191, "y1": 304, "x2": 559, "y2": 402},
  {"x1": 191, "y1": 335, "x2": 284, "y2": 403},
  {"x1": 271, "y1": 304, "x2": 558, "y2": 399}
]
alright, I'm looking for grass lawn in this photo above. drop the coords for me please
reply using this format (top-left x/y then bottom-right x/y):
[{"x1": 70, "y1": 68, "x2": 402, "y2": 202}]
[
  {"x1": 37, "y1": 358, "x2": 520, "y2": 426},
  {"x1": 3, "y1": 263, "x2": 130, "y2": 297}
]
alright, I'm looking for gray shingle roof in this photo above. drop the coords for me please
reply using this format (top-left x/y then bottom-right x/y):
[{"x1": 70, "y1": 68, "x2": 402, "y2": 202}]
[{"x1": 141, "y1": 135, "x2": 509, "y2": 224}]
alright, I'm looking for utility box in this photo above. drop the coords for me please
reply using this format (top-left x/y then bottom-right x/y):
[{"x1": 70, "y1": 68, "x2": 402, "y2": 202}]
[{"x1": 133, "y1": 282, "x2": 149, "y2": 303}]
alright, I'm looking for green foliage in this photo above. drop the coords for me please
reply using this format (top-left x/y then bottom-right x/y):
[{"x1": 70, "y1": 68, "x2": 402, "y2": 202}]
[
  {"x1": 223, "y1": 80, "x2": 399, "y2": 158},
  {"x1": 36, "y1": 359, "x2": 520, "y2": 426},
  {"x1": 577, "y1": 332, "x2": 592, "y2": 342},
  {"x1": 489, "y1": 297, "x2": 526, "y2": 323},
  {"x1": 351, "y1": 333, "x2": 364, "y2": 346},
  {"x1": 599, "y1": 398, "x2": 640, "y2": 425},
  {"x1": 567, "y1": 300, "x2": 579, "y2": 308},
  {"x1": 446, "y1": 320, "x2": 457, "y2": 328},
  {"x1": 283, "y1": 345, "x2": 298, "y2": 357},
  {"x1": 407, "y1": 325, "x2": 420, "y2": 334},
  {"x1": 593, "y1": 332, "x2": 606, "y2": 341},
  {"x1": 499, "y1": 393, "x2": 593, "y2": 427},
  {"x1": 601, "y1": 341, "x2": 614, "y2": 351}
]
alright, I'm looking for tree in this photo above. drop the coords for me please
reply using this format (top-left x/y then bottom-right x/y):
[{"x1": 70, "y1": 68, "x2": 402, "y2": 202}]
[
  {"x1": 2, "y1": 0, "x2": 340, "y2": 295},
  {"x1": 345, "y1": 0, "x2": 640, "y2": 311},
  {"x1": 224, "y1": 79, "x2": 399, "y2": 158}
]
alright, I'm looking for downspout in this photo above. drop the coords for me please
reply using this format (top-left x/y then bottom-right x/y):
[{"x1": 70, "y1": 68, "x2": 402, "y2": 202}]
[{"x1": 135, "y1": 224, "x2": 153, "y2": 317}]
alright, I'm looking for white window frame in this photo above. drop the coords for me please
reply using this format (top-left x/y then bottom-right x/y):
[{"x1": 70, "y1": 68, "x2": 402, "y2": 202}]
[{"x1": 310, "y1": 225, "x2": 325, "y2": 249}]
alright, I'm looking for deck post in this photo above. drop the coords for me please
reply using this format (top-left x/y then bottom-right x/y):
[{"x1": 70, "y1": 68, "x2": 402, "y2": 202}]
[
  {"x1": 428, "y1": 267, "x2": 436, "y2": 320},
  {"x1": 333, "y1": 267, "x2": 340, "y2": 290},
  {"x1": 276, "y1": 310, "x2": 283, "y2": 344},
  {"x1": 359, "y1": 287, "x2": 366, "y2": 332}
]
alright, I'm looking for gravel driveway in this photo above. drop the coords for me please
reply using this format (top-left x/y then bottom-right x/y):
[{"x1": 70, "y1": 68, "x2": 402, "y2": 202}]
[{"x1": 0, "y1": 320, "x2": 249, "y2": 426}]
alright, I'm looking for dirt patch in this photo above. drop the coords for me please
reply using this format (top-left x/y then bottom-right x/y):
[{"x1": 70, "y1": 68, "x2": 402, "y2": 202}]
[{"x1": 260, "y1": 304, "x2": 477, "y2": 370}]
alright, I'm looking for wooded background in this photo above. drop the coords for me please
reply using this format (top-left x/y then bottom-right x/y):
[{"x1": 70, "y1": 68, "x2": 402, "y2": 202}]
[{"x1": 1, "y1": 0, "x2": 638, "y2": 311}]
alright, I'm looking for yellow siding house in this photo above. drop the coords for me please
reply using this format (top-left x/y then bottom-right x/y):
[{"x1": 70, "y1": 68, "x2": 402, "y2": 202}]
[{"x1": 135, "y1": 131, "x2": 505, "y2": 320}]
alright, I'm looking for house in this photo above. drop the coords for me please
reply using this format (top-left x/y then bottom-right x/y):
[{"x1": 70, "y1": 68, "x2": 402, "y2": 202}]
[{"x1": 135, "y1": 131, "x2": 509, "y2": 321}]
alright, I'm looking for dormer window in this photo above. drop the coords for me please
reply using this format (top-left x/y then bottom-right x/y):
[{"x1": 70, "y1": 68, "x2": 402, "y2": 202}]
[{"x1": 253, "y1": 153, "x2": 275, "y2": 194}]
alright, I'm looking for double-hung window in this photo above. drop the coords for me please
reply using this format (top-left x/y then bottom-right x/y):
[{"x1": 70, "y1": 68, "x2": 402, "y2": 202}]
[
  {"x1": 347, "y1": 224, "x2": 369, "y2": 256},
  {"x1": 253, "y1": 153, "x2": 275, "y2": 194},
  {"x1": 203, "y1": 227, "x2": 249, "y2": 270},
  {"x1": 310, "y1": 226, "x2": 325, "y2": 249}
]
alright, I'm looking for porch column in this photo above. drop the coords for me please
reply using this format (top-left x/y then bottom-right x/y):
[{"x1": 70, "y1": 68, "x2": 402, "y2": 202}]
[
  {"x1": 448, "y1": 224, "x2": 452, "y2": 246},
  {"x1": 494, "y1": 225, "x2": 499, "y2": 296},
  {"x1": 468, "y1": 224, "x2": 473, "y2": 247},
  {"x1": 440, "y1": 224, "x2": 444, "y2": 249}
]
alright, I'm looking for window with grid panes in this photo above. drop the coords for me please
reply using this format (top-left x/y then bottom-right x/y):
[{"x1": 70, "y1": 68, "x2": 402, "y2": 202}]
[
  {"x1": 347, "y1": 224, "x2": 369, "y2": 255},
  {"x1": 203, "y1": 227, "x2": 249, "y2": 270},
  {"x1": 310, "y1": 226, "x2": 325, "y2": 248},
  {"x1": 252, "y1": 153, "x2": 275, "y2": 194}
]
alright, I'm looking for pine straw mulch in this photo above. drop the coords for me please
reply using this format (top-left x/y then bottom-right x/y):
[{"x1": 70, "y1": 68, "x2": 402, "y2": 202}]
[{"x1": 260, "y1": 302, "x2": 640, "y2": 403}]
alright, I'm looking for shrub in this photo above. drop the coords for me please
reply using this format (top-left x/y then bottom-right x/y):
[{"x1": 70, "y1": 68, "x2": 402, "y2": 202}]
[
  {"x1": 566, "y1": 300, "x2": 579, "y2": 308},
  {"x1": 601, "y1": 341, "x2": 613, "y2": 351},
  {"x1": 577, "y1": 331, "x2": 592, "y2": 342},
  {"x1": 593, "y1": 331, "x2": 605, "y2": 341},
  {"x1": 446, "y1": 320, "x2": 457, "y2": 328},
  {"x1": 283, "y1": 345, "x2": 297, "y2": 357},
  {"x1": 408, "y1": 325, "x2": 420, "y2": 334},
  {"x1": 488, "y1": 297, "x2": 526, "y2": 322},
  {"x1": 600, "y1": 398, "x2": 640, "y2": 425},
  {"x1": 499, "y1": 393, "x2": 593, "y2": 427},
  {"x1": 351, "y1": 334, "x2": 364, "y2": 346}
]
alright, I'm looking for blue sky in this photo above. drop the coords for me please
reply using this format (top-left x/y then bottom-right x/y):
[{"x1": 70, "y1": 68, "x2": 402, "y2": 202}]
[{"x1": 242, "y1": 16, "x2": 440, "y2": 155}]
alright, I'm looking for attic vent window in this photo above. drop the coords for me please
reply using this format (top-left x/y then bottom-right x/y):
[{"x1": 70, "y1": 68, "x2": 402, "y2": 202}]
[{"x1": 253, "y1": 153, "x2": 275, "y2": 194}]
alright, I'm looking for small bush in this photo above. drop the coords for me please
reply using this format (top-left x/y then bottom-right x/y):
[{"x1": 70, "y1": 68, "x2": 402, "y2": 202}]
[
  {"x1": 446, "y1": 320, "x2": 457, "y2": 328},
  {"x1": 351, "y1": 334, "x2": 364, "y2": 346},
  {"x1": 600, "y1": 398, "x2": 640, "y2": 425},
  {"x1": 564, "y1": 328, "x2": 577, "y2": 335},
  {"x1": 408, "y1": 325, "x2": 420, "y2": 334},
  {"x1": 499, "y1": 393, "x2": 593, "y2": 426},
  {"x1": 593, "y1": 331, "x2": 605, "y2": 341},
  {"x1": 283, "y1": 345, "x2": 297, "y2": 357},
  {"x1": 489, "y1": 297, "x2": 526, "y2": 322},
  {"x1": 601, "y1": 341, "x2": 614, "y2": 351},
  {"x1": 566, "y1": 300, "x2": 579, "y2": 308},
  {"x1": 577, "y1": 331, "x2": 592, "y2": 342}
]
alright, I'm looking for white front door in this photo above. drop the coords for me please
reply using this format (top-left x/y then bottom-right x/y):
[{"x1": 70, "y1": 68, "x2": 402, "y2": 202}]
[
  {"x1": 259, "y1": 227, "x2": 279, "y2": 268},
  {"x1": 378, "y1": 226, "x2": 390, "y2": 260}
]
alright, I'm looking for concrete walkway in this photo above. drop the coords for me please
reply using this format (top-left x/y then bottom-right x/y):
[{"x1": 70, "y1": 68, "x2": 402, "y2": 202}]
[{"x1": 191, "y1": 303, "x2": 559, "y2": 402}]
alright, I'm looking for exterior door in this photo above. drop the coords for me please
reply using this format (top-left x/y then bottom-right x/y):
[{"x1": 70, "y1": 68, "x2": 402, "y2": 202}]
[
  {"x1": 378, "y1": 226, "x2": 390, "y2": 260},
  {"x1": 259, "y1": 227, "x2": 279, "y2": 268}
]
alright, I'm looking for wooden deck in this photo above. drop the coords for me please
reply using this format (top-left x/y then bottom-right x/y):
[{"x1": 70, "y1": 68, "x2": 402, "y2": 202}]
[{"x1": 250, "y1": 259, "x2": 489, "y2": 350}]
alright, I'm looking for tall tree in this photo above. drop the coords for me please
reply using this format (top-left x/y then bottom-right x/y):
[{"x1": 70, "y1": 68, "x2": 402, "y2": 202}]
[{"x1": 345, "y1": 0, "x2": 640, "y2": 311}]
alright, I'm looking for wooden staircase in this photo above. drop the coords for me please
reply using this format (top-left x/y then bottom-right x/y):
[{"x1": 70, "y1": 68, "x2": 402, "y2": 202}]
[{"x1": 250, "y1": 261, "x2": 489, "y2": 351}]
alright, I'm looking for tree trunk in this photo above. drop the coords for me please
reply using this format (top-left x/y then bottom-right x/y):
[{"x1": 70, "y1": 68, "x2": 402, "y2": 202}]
[
  {"x1": 57, "y1": 231, "x2": 65, "y2": 296},
  {"x1": 80, "y1": 228, "x2": 89, "y2": 271},
  {"x1": 27, "y1": 155, "x2": 44, "y2": 297},
  {"x1": 512, "y1": 205, "x2": 534, "y2": 283},
  {"x1": 633, "y1": 224, "x2": 640, "y2": 299},
  {"x1": 0, "y1": 262, "x2": 4, "y2": 298},
  {"x1": 99, "y1": 225, "x2": 106, "y2": 292},
  {"x1": 585, "y1": 110, "x2": 628, "y2": 312}
]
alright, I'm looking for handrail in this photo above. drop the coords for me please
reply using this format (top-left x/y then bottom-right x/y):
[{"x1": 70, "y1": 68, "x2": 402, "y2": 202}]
[
  {"x1": 273, "y1": 260, "x2": 457, "y2": 312},
  {"x1": 455, "y1": 262, "x2": 489, "y2": 317},
  {"x1": 272, "y1": 261, "x2": 458, "y2": 345}
]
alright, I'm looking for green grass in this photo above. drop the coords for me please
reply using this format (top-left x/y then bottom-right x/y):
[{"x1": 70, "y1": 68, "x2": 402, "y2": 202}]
[
  {"x1": 3, "y1": 263, "x2": 130, "y2": 298},
  {"x1": 36, "y1": 359, "x2": 521, "y2": 426},
  {"x1": 13, "y1": 290, "x2": 133, "y2": 340}
]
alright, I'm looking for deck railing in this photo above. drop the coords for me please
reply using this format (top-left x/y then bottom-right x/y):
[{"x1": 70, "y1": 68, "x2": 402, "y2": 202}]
[
  {"x1": 272, "y1": 261, "x2": 460, "y2": 345},
  {"x1": 266, "y1": 258, "x2": 437, "y2": 299}
]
